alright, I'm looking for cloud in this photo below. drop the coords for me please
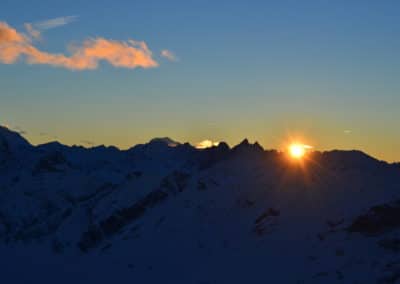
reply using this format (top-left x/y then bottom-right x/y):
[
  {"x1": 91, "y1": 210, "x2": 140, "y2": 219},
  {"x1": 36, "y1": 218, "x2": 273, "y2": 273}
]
[
  {"x1": 24, "y1": 23, "x2": 41, "y2": 40},
  {"x1": 12, "y1": 126, "x2": 27, "y2": 135},
  {"x1": 23, "y1": 16, "x2": 77, "y2": 42},
  {"x1": 0, "y1": 21, "x2": 158, "y2": 70},
  {"x1": 196, "y1": 139, "x2": 220, "y2": 149},
  {"x1": 161, "y1": 49, "x2": 178, "y2": 61},
  {"x1": 80, "y1": 140, "x2": 94, "y2": 146},
  {"x1": 0, "y1": 22, "x2": 26, "y2": 44},
  {"x1": 0, "y1": 123, "x2": 27, "y2": 135},
  {"x1": 35, "y1": 16, "x2": 78, "y2": 30}
]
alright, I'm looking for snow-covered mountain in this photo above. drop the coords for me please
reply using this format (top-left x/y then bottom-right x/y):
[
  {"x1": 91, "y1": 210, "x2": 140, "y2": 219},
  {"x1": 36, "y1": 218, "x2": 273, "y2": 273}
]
[{"x1": 0, "y1": 125, "x2": 399, "y2": 283}]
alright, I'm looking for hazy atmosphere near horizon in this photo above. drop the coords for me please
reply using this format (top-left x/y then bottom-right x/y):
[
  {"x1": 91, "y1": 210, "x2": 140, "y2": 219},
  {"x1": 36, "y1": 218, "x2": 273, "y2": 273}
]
[
  {"x1": 2, "y1": 2, "x2": 400, "y2": 284},
  {"x1": 1, "y1": 0, "x2": 399, "y2": 162}
]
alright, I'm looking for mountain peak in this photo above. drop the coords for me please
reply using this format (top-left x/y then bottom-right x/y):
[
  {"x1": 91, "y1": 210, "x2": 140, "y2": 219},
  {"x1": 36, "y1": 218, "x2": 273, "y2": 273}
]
[
  {"x1": 148, "y1": 137, "x2": 180, "y2": 147},
  {"x1": 232, "y1": 138, "x2": 264, "y2": 153},
  {"x1": 216, "y1": 141, "x2": 230, "y2": 150},
  {"x1": 238, "y1": 138, "x2": 250, "y2": 146},
  {"x1": 0, "y1": 125, "x2": 32, "y2": 151}
]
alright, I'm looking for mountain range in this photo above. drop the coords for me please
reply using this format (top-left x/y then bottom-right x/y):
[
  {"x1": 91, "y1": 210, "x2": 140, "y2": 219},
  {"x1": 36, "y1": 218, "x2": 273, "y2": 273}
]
[{"x1": 1, "y1": 125, "x2": 400, "y2": 283}]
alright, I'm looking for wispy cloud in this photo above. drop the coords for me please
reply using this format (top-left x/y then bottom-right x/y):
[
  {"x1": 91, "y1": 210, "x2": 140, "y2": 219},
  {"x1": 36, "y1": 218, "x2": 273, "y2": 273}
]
[
  {"x1": 80, "y1": 140, "x2": 94, "y2": 146},
  {"x1": 35, "y1": 16, "x2": 78, "y2": 30},
  {"x1": 23, "y1": 16, "x2": 78, "y2": 42},
  {"x1": 24, "y1": 23, "x2": 41, "y2": 40},
  {"x1": 161, "y1": 49, "x2": 178, "y2": 61},
  {"x1": 0, "y1": 123, "x2": 28, "y2": 135},
  {"x1": 0, "y1": 21, "x2": 158, "y2": 70},
  {"x1": 12, "y1": 126, "x2": 27, "y2": 135}
]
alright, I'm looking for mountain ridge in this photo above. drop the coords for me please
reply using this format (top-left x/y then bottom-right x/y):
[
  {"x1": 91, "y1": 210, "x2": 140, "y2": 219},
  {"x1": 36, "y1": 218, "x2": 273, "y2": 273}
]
[{"x1": 0, "y1": 126, "x2": 393, "y2": 163}]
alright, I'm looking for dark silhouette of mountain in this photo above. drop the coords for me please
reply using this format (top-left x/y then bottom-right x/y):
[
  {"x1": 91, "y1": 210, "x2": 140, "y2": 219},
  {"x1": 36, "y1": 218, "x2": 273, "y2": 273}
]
[{"x1": 0, "y1": 126, "x2": 399, "y2": 283}]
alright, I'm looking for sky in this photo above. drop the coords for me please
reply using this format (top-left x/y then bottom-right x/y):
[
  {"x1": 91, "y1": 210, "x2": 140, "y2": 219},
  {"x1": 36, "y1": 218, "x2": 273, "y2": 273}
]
[{"x1": 1, "y1": 0, "x2": 399, "y2": 161}]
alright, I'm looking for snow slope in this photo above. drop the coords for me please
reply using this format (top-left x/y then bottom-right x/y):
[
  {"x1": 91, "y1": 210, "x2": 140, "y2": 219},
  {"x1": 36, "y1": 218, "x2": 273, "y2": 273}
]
[{"x1": 0, "y1": 126, "x2": 400, "y2": 283}]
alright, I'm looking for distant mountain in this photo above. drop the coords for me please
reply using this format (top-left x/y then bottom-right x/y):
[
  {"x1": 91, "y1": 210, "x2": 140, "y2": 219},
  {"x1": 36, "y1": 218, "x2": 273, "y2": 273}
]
[
  {"x1": 0, "y1": 125, "x2": 32, "y2": 154},
  {"x1": 0, "y1": 127, "x2": 399, "y2": 283}
]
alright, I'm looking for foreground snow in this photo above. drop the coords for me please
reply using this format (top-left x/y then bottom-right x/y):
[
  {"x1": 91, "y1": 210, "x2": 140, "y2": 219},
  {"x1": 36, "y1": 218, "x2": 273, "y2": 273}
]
[{"x1": 1, "y1": 126, "x2": 400, "y2": 283}]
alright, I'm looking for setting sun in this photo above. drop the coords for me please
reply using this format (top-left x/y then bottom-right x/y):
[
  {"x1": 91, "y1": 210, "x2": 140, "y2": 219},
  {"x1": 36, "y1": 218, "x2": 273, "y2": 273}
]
[{"x1": 288, "y1": 143, "x2": 312, "y2": 159}]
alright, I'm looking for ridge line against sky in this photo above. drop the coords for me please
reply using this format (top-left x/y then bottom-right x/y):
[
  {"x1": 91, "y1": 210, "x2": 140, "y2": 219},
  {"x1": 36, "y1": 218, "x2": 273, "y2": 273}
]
[
  {"x1": 1, "y1": 123, "x2": 397, "y2": 164},
  {"x1": 2, "y1": 123, "x2": 399, "y2": 164}
]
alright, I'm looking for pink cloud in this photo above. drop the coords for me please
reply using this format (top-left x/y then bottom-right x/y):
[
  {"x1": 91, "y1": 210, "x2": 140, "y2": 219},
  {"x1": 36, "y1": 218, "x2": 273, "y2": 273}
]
[{"x1": 0, "y1": 21, "x2": 158, "y2": 70}]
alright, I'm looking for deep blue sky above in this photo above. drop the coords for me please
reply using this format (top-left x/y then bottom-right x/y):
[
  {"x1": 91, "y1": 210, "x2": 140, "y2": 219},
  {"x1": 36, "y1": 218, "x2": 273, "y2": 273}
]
[{"x1": 1, "y1": 0, "x2": 399, "y2": 161}]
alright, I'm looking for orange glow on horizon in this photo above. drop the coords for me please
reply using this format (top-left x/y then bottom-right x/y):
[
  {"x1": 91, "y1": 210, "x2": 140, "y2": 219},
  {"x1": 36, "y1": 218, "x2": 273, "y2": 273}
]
[
  {"x1": 288, "y1": 143, "x2": 312, "y2": 159},
  {"x1": 196, "y1": 139, "x2": 220, "y2": 149}
]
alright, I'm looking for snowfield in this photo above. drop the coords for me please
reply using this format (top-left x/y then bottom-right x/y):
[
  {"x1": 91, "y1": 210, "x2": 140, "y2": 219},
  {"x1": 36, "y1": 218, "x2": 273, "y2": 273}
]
[{"x1": 1, "y1": 126, "x2": 400, "y2": 283}]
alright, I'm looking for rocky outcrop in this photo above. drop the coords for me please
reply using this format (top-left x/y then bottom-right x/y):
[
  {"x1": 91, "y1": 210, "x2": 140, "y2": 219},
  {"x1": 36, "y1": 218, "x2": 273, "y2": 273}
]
[
  {"x1": 347, "y1": 201, "x2": 400, "y2": 235},
  {"x1": 78, "y1": 189, "x2": 168, "y2": 252}
]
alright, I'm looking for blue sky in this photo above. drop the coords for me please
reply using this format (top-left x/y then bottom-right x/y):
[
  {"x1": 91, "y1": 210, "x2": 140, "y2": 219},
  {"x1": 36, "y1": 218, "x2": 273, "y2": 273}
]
[{"x1": 1, "y1": 0, "x2": 399, "y2": 161}]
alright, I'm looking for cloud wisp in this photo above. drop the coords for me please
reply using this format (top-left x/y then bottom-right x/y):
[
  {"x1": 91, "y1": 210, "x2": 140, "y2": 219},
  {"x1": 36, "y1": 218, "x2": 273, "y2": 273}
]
[
  {"x1": 12, "y1": 126, "x2": 27, "y2": 135},
  {"x1": 23, "y1": 16, "x2": 78, "y2": 42},
  {"x1": 34, "y1": 16, "x2": 78, "y2": 30},
  {"x1": 80, "y1": 140, "x2": 95, "y2": 146},
  {"x1": 24, "y1": 23, "x2": 41, "y2": 40},
  {"x1": 0, "y1": 21, "x2": 158, "y2": 70},
  {"x1": 161, "y1": 49, "x2": 178, "y2": 61}
]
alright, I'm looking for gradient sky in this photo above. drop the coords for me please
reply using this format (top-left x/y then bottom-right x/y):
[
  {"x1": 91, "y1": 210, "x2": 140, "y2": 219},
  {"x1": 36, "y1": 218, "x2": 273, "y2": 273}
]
[{"x1": 1, "y1": 0, "x2": 399, "y2": 161}]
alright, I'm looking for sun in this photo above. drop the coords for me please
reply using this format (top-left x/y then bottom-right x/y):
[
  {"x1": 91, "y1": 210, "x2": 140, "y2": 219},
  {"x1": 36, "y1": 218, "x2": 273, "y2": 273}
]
[
  {"x1": 289, "y1": 144, "x2": 305, "y2": 158},
  {"x1": 288, "y1": 143, "x2": 312, "y2": 159}
]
